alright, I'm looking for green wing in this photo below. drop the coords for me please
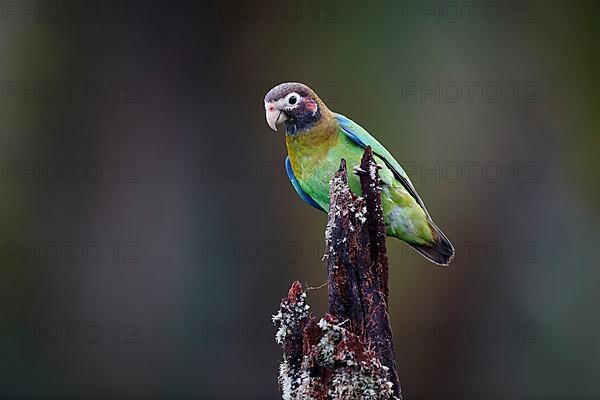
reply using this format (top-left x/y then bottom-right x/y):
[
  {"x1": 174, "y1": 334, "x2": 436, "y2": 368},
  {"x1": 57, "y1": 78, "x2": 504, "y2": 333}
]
[{"x1": 335, "y1": 113, "x2": 429, "y2": 215}]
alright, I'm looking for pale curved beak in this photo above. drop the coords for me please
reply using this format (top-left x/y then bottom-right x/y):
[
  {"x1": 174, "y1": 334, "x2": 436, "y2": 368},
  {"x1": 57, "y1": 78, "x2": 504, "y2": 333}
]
[{"x1": 265, "y1": 105, "x2": 288, "y2": 132}]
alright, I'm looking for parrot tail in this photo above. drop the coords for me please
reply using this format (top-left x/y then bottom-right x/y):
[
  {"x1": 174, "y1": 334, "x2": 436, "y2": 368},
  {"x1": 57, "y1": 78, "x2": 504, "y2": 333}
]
[{"x1": 409, "y1": 221, "x2": 455, "y2": 266}]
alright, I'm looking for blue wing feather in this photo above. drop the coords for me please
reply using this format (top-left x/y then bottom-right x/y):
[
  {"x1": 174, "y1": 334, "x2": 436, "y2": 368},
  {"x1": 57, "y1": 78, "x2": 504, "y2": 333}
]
[
  {"x1": 335, "y1": 113, "x2": 429, "y2": 214},
  {"x1": 285, "y1": 156, "x2": 325, "y2": 211}
]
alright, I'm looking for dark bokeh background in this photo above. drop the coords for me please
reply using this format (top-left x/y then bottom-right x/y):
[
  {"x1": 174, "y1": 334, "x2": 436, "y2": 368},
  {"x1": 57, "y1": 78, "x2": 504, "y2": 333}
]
[{"x1": 1, "y1": 0, "x2": 599, "y2": 399}]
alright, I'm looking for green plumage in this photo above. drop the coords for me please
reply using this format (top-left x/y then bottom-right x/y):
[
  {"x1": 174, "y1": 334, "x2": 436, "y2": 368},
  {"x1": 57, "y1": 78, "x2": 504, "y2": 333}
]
[{"x1": 287, "y1": 116, "x2": 434, "y2": 243}]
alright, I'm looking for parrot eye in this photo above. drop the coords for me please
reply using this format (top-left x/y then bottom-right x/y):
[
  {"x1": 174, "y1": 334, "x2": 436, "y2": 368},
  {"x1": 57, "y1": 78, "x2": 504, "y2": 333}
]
[{"x1": 285, "y1": 92, "x2": 301, "y2": 107}]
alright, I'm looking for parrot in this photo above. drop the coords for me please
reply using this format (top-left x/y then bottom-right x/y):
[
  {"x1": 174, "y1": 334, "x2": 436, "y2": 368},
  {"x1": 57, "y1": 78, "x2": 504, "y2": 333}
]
[{"x1": 264, "y1": 82, "x2": 454, "y2": 266}]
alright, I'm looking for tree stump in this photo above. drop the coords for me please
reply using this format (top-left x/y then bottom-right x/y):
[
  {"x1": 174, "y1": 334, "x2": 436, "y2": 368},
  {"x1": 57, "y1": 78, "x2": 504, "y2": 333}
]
[{"x1": 273, "y1": 147, "x2": 402, "y2": 399}]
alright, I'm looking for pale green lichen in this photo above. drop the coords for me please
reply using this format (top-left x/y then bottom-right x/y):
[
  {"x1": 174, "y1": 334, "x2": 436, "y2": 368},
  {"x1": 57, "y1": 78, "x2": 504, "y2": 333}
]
[
  {"x1": 316, "y1": 318, "x2": 345, "y2": 366},
  {"x1": 278, "y1": 361, "x2": 299, "y2": 400},
  {"x1": 272, "y1": 291, "x2": 309, "y2": 345},
  {"x1": 275, "y1": 293, "x2": 399, "y2": 400},
  {"x1": 328, "y1": 357, "x2": 395, "y2": 400}
]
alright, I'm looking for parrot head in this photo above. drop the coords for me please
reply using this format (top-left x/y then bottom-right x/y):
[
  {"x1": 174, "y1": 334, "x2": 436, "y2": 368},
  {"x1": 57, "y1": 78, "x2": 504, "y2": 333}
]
[{"x1": 264, "y1": 82, "x2": 326, "y2": 134}]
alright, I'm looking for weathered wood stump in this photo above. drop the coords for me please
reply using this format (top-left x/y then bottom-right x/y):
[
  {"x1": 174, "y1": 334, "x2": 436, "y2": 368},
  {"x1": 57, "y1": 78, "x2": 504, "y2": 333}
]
[{"x1": 273, "y1": 147, "x2": 401, "y2": 399}]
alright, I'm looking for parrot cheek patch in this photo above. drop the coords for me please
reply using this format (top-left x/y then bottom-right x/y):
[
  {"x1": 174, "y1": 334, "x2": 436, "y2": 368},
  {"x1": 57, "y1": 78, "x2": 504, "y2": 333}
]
[{"x1": 305, "y1": 98, "x2": 318, "y2": 114}]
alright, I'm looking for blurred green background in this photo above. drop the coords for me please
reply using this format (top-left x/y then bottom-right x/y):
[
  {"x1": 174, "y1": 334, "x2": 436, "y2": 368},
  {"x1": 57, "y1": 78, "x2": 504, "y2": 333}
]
[{"x1": 0, "y1": 0, "x2": 599, "y2": 399}]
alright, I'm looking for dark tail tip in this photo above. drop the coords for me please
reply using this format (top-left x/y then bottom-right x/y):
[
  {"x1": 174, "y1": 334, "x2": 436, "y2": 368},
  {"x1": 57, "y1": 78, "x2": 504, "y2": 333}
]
[{"x1": 410, "y1": 223, "x2": 455, "y2": 266}]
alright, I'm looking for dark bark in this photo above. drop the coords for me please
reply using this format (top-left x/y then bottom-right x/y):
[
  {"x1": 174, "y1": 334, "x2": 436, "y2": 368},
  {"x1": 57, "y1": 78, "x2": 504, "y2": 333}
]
[{"x1": 274, "y1": 147, "x2": 401, "y2": 399}]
